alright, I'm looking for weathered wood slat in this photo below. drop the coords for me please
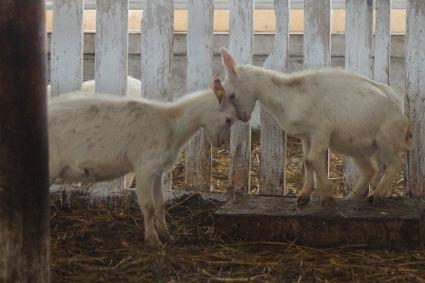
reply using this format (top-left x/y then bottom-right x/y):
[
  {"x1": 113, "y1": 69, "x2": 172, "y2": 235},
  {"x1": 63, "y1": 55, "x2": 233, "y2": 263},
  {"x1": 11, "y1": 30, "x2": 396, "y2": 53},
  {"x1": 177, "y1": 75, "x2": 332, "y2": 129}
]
[
  {"x1": 228, "y1": 0, "x2": 254, "y2": 193},
  {"x1": 406, "y1": 0, "x2": 425, "y2": 199},
  {"x1": 51, "y1": 0, "x2": 84, "y2": 96},
  {"x1": 304, "y1": 0, "x2": 331, "y2": 69},
  {"x1": 141, "y1": 0, "x2": 174, "y2": 190},
  {"x1": 95, "y1": 0, "x2": 128, "y2": 96},
  {"x1": 304, "y1": 0, "x2": 331, "y2": 197},
  {"x1": 344, "y1": 0, "x2": 373, "y2": 192},
  {"x1": 372, "y1": 0, "x2": 392, "y2": 191},
  {"x1": 259, "y1": 0, "x2": 289, "y2": 195},
  {"x1": 90, "y1": 0, "x2": 129, "y2": 193},
  {"x1": 345, "y1": 0, "x2": 373, "y2": 87},
  {"x1": 0, "y1": 0, "x2": 49, "y2": 280},
  {"x1": 215, "y1": 196, "x2": 425, "y2": 249},
  {"x1": 373, "y1": 0, "x2": 391, "y2": 85},
  {"x1": 185, "y1": 0, "x2": 214, "y2": 192}
]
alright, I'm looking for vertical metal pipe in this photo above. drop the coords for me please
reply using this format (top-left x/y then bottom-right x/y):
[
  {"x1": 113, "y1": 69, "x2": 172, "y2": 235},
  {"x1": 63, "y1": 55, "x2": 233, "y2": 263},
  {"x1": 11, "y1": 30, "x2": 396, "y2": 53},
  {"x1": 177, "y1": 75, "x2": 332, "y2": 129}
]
[{"x1": 0, "y1": 0, "x2": 50, "y2": 282}]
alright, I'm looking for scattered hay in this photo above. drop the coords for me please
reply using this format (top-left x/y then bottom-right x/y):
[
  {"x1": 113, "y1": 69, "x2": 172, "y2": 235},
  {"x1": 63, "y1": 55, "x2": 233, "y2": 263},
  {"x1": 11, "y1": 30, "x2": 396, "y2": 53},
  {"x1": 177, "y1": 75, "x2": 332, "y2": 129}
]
[{"x1": 51, "y1": 194, "x2": 425, "y2": 282}]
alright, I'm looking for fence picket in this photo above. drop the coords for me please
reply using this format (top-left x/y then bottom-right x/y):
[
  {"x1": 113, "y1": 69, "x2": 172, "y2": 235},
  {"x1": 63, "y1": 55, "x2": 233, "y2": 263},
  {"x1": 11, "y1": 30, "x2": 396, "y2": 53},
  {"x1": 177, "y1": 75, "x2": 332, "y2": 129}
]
[
  {"x1": 406, "y1": 0, "x2": 425, "y2": 199},
  {"x1": 141, "y1": 0, "x2": 174, "y2": 190},
  {"x1": 51, "y1": 0, "x2": 84, "y2": 96},
  {"x1": 304, "y1": 0, "x2": 331, "y2": 69},
  {"x1": 344, "y1": 0, "x2": 373, "y2": 192},
  {"x1": 373, "y1": 0, "x2": 391, "y2": 85},
  {"x1": 95, "y1": 0, "x2": 128, "y2": 96},
  {"x1": 304, "y1": 0, "x2": 331, "y2": 197},
  {"x1": 259, "y1": 0, "x2": 289, "y2": 195},
  {"x1": 90, "y1": 0, "x2": 129, "y2": 193},
  {"x1": 185, "y1": 0, "x2": 214, "y2": 192},
  {"x1": 228, "y1": 0, "x2": 254, "y2": 193}
]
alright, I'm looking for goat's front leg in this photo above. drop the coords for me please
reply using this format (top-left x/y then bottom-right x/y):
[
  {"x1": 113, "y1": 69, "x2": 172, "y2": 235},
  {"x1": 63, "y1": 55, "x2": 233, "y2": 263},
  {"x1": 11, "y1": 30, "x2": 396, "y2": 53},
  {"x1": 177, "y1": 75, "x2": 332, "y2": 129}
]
[
  {"x1": 346, "y1": 157, "x2": 377, "y2": 201},
  {"x1": 123, "y1": 172, "x2": 135, "y2": 189},
  {"x1": 297, "y1": 137, "x2": 315, "y2": 204},
  {"x1": 305, "y1": 135, "x2": 334, "y2": 206},
  {"x1": 49, "y1": 162, "x2": 61, "y2": 184},
  {"x1": 134, "y1": 170, "x2": 162, "y2": 246},
  {"x1": 152, "y1": 172, "x2": 170, "y2": 243}
]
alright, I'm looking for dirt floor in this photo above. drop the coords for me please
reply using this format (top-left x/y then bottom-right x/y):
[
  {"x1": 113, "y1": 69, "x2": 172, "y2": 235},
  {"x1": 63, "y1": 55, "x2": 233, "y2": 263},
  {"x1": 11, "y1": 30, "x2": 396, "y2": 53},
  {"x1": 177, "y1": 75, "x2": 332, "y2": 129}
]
[{"x1": 50, "y1": 131, "x2": 420, "y2": 282}]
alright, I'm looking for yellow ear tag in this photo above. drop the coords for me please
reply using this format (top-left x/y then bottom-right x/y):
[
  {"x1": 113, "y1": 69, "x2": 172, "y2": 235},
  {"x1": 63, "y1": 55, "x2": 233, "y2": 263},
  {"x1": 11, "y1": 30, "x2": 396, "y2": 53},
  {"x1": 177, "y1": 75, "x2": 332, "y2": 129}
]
[
  {"x1": 215, "y1": 90, "x2": 224, "y2": 99},
  {"x1": 215, "y1": 90, "x2": 225, "y2": 103}
]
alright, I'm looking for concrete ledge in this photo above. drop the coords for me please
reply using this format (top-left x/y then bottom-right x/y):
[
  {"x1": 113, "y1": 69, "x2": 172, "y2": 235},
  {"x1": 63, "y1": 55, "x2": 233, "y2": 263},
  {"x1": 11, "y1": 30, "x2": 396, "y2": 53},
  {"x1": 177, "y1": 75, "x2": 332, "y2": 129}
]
[{"x1": 214, "y1": 195, "x2": 425, "y2": 249}]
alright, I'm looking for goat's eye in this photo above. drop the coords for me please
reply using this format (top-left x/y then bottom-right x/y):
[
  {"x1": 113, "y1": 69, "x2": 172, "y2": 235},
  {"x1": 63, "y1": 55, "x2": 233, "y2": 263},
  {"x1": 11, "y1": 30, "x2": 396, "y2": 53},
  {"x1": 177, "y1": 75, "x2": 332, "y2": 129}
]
[
  {"x1": 225, "y1": 118, "x2": 232, "y2": 124},
  {"x1": 229, "y1": 93, "x2": 235, "y2": 100}
]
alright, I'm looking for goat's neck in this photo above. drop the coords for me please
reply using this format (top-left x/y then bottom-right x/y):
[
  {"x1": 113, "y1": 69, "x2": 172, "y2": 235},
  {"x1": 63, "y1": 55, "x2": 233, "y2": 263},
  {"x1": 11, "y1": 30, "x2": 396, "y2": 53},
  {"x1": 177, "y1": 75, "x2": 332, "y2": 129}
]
[
  {"x1": 168, "y1": 91, "x2": 211, "y2": 149},
  {"x1": 240, "y1": 66, "x2": 289, "y2": 117}
]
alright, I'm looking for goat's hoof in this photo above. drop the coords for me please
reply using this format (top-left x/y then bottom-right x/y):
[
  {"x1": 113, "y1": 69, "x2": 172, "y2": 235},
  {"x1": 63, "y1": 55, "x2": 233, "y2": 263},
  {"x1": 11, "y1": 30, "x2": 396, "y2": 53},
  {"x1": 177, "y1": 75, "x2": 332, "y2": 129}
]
[
  {"x1": 145, "y1": 236, "x2": 163, "y2": 248},
  {"x1": 346, "y1": 192, "x2": 363, "y2": 201},
  {"x1": 297, "y1": 195, "x2": 310, "y2": 205},
  {"x1": 165, "y1": 234, "x2": 175, "y2": 244},
  {"x1": 367, "y1": 194, "x2": 383, "y2": 204},
  {"x1": 321, "y1": 196, "x2": 335, "y2": 207},
  {"x1": 157, "y1": 231, "x2": 171, "y2": 244}
]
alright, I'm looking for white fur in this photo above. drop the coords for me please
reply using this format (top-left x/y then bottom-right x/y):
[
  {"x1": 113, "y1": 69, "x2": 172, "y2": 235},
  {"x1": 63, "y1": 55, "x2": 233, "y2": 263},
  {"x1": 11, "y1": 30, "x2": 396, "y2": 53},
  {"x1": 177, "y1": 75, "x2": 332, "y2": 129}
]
[
  {"x1": 220, "y1": 48, "x2": 414, "y2": 205},
  {"x1": 47, "y1": 76, "x2": 141, "y2": 188},
  {"x1": 48, "y1": 90, "x2": 235, "y2": 245}
]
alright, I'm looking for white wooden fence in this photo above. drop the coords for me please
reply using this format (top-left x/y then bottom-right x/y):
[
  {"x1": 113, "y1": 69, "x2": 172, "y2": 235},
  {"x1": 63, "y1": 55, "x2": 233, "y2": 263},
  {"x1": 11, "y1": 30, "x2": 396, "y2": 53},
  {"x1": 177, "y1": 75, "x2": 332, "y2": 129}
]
[{"x1": 50, "y1": 0, "x2": 425, "y2": 200}]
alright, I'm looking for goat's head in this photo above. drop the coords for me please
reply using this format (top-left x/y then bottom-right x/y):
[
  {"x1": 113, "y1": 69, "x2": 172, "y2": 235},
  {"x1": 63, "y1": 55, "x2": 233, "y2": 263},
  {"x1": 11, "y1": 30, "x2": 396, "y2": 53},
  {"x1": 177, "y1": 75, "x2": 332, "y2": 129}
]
[
  {"x1": 202, "y1": 75, "x2": 237, "y2": 146},
  {"x1": 219, "y1": 47, "x2": 257, "y2": 123}
]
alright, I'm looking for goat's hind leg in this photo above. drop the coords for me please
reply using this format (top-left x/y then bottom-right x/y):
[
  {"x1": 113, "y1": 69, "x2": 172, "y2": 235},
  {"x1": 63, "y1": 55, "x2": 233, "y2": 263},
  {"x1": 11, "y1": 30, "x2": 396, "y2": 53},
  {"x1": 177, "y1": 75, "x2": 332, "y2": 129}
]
[
  {"x1": 367, "y1": 152, "x2": 402, "y2": 203},
  {"x1": 152, "y1": 172, "x2": 170, "y2": 243},
  {"x1": 305, "y1": 134, "x2": 333, "y2": 206},
  {"x1": 134, "y1": 169, "x2": 162, "y2": 246},
  {"x1": 49, "y1": 161, "x2": 63, "y2": 184},
  {"x1": 297, "y1": 138, "x2": 315, "y2": 205},
  {"x1": 346, "y1": 157, "x2": 377, "y2": 201}
]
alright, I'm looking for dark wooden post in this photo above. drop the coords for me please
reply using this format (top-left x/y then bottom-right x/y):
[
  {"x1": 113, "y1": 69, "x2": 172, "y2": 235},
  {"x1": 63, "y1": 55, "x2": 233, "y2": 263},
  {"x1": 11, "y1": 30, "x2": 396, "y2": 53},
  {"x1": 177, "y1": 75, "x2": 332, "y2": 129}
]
[{"x1": 0, "y1": 1, "x2": 50, "y2": 282}]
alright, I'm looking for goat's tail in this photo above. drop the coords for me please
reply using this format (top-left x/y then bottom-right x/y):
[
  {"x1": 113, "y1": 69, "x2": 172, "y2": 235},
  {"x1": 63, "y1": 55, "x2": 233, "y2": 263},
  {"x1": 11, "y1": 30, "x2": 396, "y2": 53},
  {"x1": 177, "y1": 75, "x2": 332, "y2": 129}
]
[{"x1": 402, "y1": 120, "x2": 415, "y2": 150}]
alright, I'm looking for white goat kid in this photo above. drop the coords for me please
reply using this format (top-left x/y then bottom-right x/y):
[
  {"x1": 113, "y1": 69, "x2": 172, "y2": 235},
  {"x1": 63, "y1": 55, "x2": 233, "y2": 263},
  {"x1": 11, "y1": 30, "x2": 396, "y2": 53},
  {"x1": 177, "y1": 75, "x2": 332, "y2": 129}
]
[
  {"x1": 48, "y1": 79, "x2": 235, "y2": 245},
  {"x1": 48, "y1": 76, "x2": 141, "y2": 189},
  {"x1": 220, "y1": 47, "x2": 414, "y2": 206},
  {"x1": 47, "y1": 76, "x2": 141, "y2": 98}
]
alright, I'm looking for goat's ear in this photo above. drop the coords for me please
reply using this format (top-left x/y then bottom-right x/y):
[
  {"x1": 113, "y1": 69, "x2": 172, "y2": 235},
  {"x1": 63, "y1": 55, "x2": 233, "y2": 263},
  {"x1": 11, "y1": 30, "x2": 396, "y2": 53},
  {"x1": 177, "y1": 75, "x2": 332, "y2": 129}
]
[
  {"x1": 212, "y1": 74, "x2": 225, "y2": 104},
  {"x1": 220, "y1": 47, "x2": 237, "y2": 77}
]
